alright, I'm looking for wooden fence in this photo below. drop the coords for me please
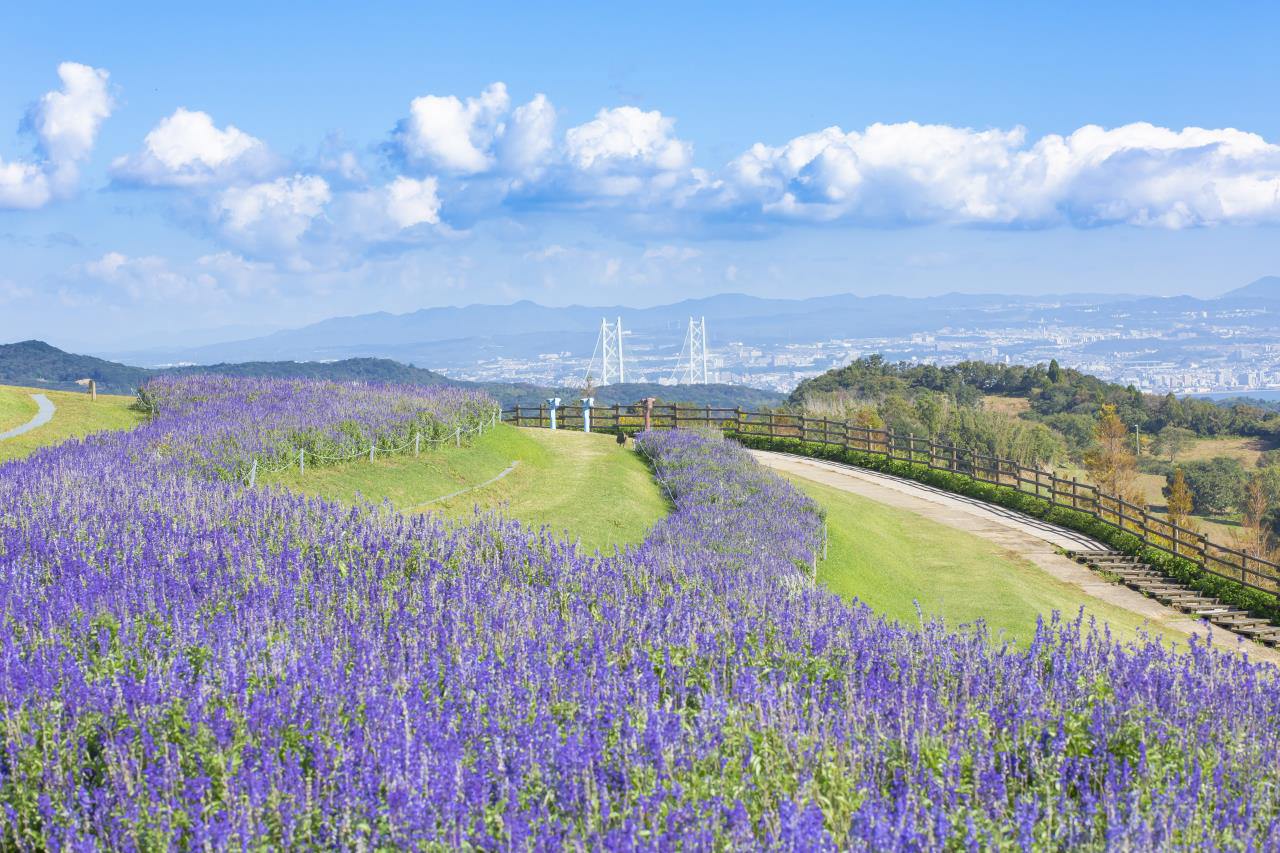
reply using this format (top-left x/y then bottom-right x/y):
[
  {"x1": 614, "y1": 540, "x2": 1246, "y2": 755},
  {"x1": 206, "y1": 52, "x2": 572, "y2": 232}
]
[{"x1": 503, "y1": 402, "x2": 1280, "y2": 596}]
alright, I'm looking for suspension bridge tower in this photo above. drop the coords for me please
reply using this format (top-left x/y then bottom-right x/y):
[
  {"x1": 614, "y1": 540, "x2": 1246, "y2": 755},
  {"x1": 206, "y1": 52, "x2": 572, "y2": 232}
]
[
  {"x1": 585, "y1": 316, "x2": 626, "y2": 386},
  {"x1": 679, "y1": 316, "x2": 711, "y2": 384}
]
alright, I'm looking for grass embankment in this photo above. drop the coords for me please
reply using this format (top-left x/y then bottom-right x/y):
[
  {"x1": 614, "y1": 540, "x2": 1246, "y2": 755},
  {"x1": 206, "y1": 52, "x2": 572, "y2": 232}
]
[
  {"x1": 0, "y1": 384, "x2": 144, "y2": 462},
  {"x1": 788, "y1": 475, "x2": 1183, "y2": 647},
  {"x1": 0, "y1": 387, "x2": 39, "y2": 432},
  {"x1": 266, "y1": 424, "x2": 668, "y2": 552}
]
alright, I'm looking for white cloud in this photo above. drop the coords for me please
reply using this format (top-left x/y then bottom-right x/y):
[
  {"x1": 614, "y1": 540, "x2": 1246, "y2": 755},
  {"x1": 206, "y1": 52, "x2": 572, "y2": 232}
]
[
  {"x1": 111, "y1": 108, "x2": 273, "y2": 186},
  {"x1": 0, "y1": 62, "x2": 112, "y2": 208},
  {"x1": 565, "y1": 106, "x2": 692, "y2": 173},
  {"x1": 722, "y1": 120, "x2": 1280, "y2": 228},
  {"x1": 0, "y1": 159, "x2": 52, "y2": 209},
  {"x1": 326, "y1": 176, "x2": 443, "y2": 248},
  {"x1": 499, "y1": 93, "x2": 557, "y2": 174},
  {"x1": 393, "y1": 82, "x2": 511, "y2": 173},
  {"x1": 28, "y1": 62, "x2": 113, "y2": 169},
  {"x1": 214, "y1": 174, "x2": 331, "y2": 258},
  {"x1": 385, "y1": 176, "x2": 441, "y2": 228},
  {"x1": 81, "y1": 251, "x2": 222, "y2": 302}
]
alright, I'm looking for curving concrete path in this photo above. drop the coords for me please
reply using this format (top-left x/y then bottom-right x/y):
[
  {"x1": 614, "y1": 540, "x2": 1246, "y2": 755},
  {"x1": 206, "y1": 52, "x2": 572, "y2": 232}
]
[
  {"x1": 0, "y1": 393, "x2": 54, "y2": 441},
  {"x1": 751, "y1": 448, "x2": 1280, "y2": 665}
]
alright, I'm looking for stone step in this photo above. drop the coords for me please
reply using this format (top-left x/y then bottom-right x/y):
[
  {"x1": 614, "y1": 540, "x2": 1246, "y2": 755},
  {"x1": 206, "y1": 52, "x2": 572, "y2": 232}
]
[
  {"x1": 1074, "y1": 552, "x2": 1280, "y2": 646},
  {"x1": 1190, "y1": 607, "x2": 1241, "y2": 616},
  {"x1": 1211, "y1": 616, "x2": 1271, "y2": 629},
  {"x1": 1113, "y1": 571, "x2": 1163, "y2": 581}
]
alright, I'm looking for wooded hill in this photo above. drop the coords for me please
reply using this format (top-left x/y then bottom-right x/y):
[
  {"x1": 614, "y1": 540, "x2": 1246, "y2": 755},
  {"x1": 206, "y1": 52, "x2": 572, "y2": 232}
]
[{"x1": 790, "y1": 355, "x2": 1280, "y2": 442}]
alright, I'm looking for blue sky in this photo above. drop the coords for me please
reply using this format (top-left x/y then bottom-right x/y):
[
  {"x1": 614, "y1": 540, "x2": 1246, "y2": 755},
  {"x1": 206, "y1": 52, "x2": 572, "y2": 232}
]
[{"x1": 2, "y1": 2, "x2": 1278, "y2": 350}]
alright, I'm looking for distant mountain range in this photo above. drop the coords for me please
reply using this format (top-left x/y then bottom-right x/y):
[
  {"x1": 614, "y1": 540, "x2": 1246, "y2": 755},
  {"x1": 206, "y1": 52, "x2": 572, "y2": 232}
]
[
  {"x1": 97, "y1": 278, "x2": 1280, "y2": 372},
  {"x1": 0, "y1": 340, "x2": 784, "y2": 409}
]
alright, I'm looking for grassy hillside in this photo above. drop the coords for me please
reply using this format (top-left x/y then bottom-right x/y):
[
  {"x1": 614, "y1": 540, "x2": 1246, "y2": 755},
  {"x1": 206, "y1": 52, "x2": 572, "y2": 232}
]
[
  {"x1": 264, "y1": 424, "x2": 668, "y2": 552},
  {"x1": 0, "y1": 387, "x2": 39, "y2": 432},
  {"x1": 789, "y1": 475, "x2": 1186, "y2": 647},
  {"x1": 0, "y1": 384, "x2": 144, "y2": 462}
]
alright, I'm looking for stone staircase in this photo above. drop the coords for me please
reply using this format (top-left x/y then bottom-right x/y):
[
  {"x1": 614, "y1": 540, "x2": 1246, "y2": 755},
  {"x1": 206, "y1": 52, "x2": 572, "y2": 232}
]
[{"x1": 1068, "y1": 549, "x2": 1280, "y2": 647}]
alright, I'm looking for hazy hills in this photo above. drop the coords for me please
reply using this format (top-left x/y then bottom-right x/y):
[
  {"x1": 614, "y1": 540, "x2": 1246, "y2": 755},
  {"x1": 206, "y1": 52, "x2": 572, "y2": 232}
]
[
  {"x1": 0, "y1": 340, "x2": 784, "y2": 409},
  {"x1": 99, "y1": 280, "x2": 1280, "y2": 372}
]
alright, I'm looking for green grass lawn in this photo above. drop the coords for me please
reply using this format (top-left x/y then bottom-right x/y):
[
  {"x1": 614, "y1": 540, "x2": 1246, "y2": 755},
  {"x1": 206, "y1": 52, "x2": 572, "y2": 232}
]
[
  {"x1": 787, "y1": 474, "x2": 1185, "y2": 647},
  {"x1": 265, "y1": 424, "x2": 668, "y2": 553},
  {"x1": 0, "y1": 387, "x2": 39, "y2": 432},
  {"x1": 0, "y1": 384, "x2": 145, "y2": 462}
]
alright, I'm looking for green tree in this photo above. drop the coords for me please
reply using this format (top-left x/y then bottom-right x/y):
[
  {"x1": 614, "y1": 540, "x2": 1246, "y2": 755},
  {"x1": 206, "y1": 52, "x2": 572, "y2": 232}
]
[
  {"x1": 1179, "y1": 457, "x2": 1248, "y2": 516},
  {"x1": 1153, "y1": 425, "x2": 1196, "y2": 462}
]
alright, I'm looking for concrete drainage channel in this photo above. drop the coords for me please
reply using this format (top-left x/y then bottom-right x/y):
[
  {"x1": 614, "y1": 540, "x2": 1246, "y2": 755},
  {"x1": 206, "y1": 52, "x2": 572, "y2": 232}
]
[{"x1": 1068, "y1": 550, "x2": 1280, "y2": 646}]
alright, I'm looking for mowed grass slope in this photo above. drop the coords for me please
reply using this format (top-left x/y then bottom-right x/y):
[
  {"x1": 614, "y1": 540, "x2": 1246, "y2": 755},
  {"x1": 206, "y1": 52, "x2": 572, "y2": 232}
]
[
  {"x1": 0, "y1": 387, "x2": 39, "y2": 432},
  {"x1": 787, "y1": 475, "x2": 1184, "y2": 647},
  {"x1": 266, "y1": 425, "x2": 668, "y2": 552},
  {"x1": 0, "y1": 384, "x2": 144, "y2": 462}
]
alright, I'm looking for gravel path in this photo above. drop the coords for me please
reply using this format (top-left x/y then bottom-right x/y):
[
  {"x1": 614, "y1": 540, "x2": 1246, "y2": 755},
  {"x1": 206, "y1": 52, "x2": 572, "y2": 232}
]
[
  {"x1": 751, "y1": 449, "x2": 1280, "y2": 665},
  {"x1": 0, "y1": 393, "x2": 54, "y2": 441}
]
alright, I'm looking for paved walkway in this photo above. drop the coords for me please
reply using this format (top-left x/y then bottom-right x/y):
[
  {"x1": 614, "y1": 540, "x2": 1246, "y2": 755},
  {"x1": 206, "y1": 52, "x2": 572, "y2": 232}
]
[
  {"x1": 0, "y1": 393, "x2": 54, "y2": 441},
  {"x1": 751, "y1": 449, "x2": 1280, "y2": 666}
]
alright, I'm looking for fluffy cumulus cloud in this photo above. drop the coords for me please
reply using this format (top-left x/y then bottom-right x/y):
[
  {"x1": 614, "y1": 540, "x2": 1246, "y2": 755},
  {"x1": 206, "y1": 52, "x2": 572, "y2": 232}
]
[
  {"x1": 565, "y1": 107, "x2": 692, "y2": 172},
  {"x1": 721, "y1": 121, "x2": 1280, "y2": 228},
  {"x1": 111, "y1": 108, "x2": 274, "y2": 186},
  {"x1": 13, "y1": 64, "x2": 1280, "y2": 281},
  {"x1": 384, "y1": 176, "x2": 442, "y2": 228},
  {"x1": 392, "y1": 83, "x2": 514, "y2": 174},
  {"x1": 213, "y1": 175, "x2": 332, "y2": 259},
  {"x1": 0, "y1": 62, "x2": 113, "y2": 209}
]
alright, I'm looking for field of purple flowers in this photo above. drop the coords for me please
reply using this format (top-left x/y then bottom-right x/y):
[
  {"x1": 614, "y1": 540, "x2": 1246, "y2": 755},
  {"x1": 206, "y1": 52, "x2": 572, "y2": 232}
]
[
  {"x1": 135, "y1": 375, "x2": 496, "y2": 480},
  {"x1": 2, "y1": 378, "x2": 1280, "y2": 848}
]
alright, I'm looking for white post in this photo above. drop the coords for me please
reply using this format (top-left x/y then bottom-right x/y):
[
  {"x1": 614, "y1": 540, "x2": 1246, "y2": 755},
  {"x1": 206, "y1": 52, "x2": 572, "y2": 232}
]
[
  {"x1": 455, "y1": 427, "x2": 461, "y2": 447},
  {"x1": 415, "y1": 432, "x2": 421, "y2": 456},
  {"x1": 299, "y1": 448, "x2": 305, "y2": 475},
  {"x1": 581, "y1": 397, "x2": 594, "y2": 432},
  {"x1": 548, "y1": 397, "x2": 561, "y2": 430},
  {"x1": 248, "y1": 458, "x2": 257, "y2": 488},
  {"x1": 369, "y1": 444, "x2": 375, "y2": 463}
]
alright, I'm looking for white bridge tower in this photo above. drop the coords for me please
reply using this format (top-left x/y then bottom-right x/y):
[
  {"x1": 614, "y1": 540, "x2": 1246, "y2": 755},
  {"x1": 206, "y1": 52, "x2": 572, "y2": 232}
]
[
  {"x1": 586, "y1": 316, "x2": 625, "y2": 386},
  {"x1": 677, "y1": 316, "x2": 711, "y2": 384}
]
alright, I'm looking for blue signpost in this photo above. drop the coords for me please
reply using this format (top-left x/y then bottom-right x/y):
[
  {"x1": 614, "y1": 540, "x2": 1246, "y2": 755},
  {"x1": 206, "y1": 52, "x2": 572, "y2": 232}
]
[
  {"x1": 547, "y1": 397, "x2": 561, "y2": 430},
  {"x1": 581, "y1": 397, "x2": 594, "y2": 433}
]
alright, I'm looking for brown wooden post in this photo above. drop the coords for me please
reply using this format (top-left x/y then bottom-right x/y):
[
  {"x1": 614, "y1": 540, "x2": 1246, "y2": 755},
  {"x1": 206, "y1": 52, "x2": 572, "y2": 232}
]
[{"x1": 642, "y1": 397, "x2": 656, "y2": 430}]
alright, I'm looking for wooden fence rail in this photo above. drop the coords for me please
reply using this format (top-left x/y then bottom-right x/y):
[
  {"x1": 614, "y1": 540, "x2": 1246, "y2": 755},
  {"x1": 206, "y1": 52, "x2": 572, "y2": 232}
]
[{"x1": 502, "y1": 402, "x2": 1280, "y2": 596}]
